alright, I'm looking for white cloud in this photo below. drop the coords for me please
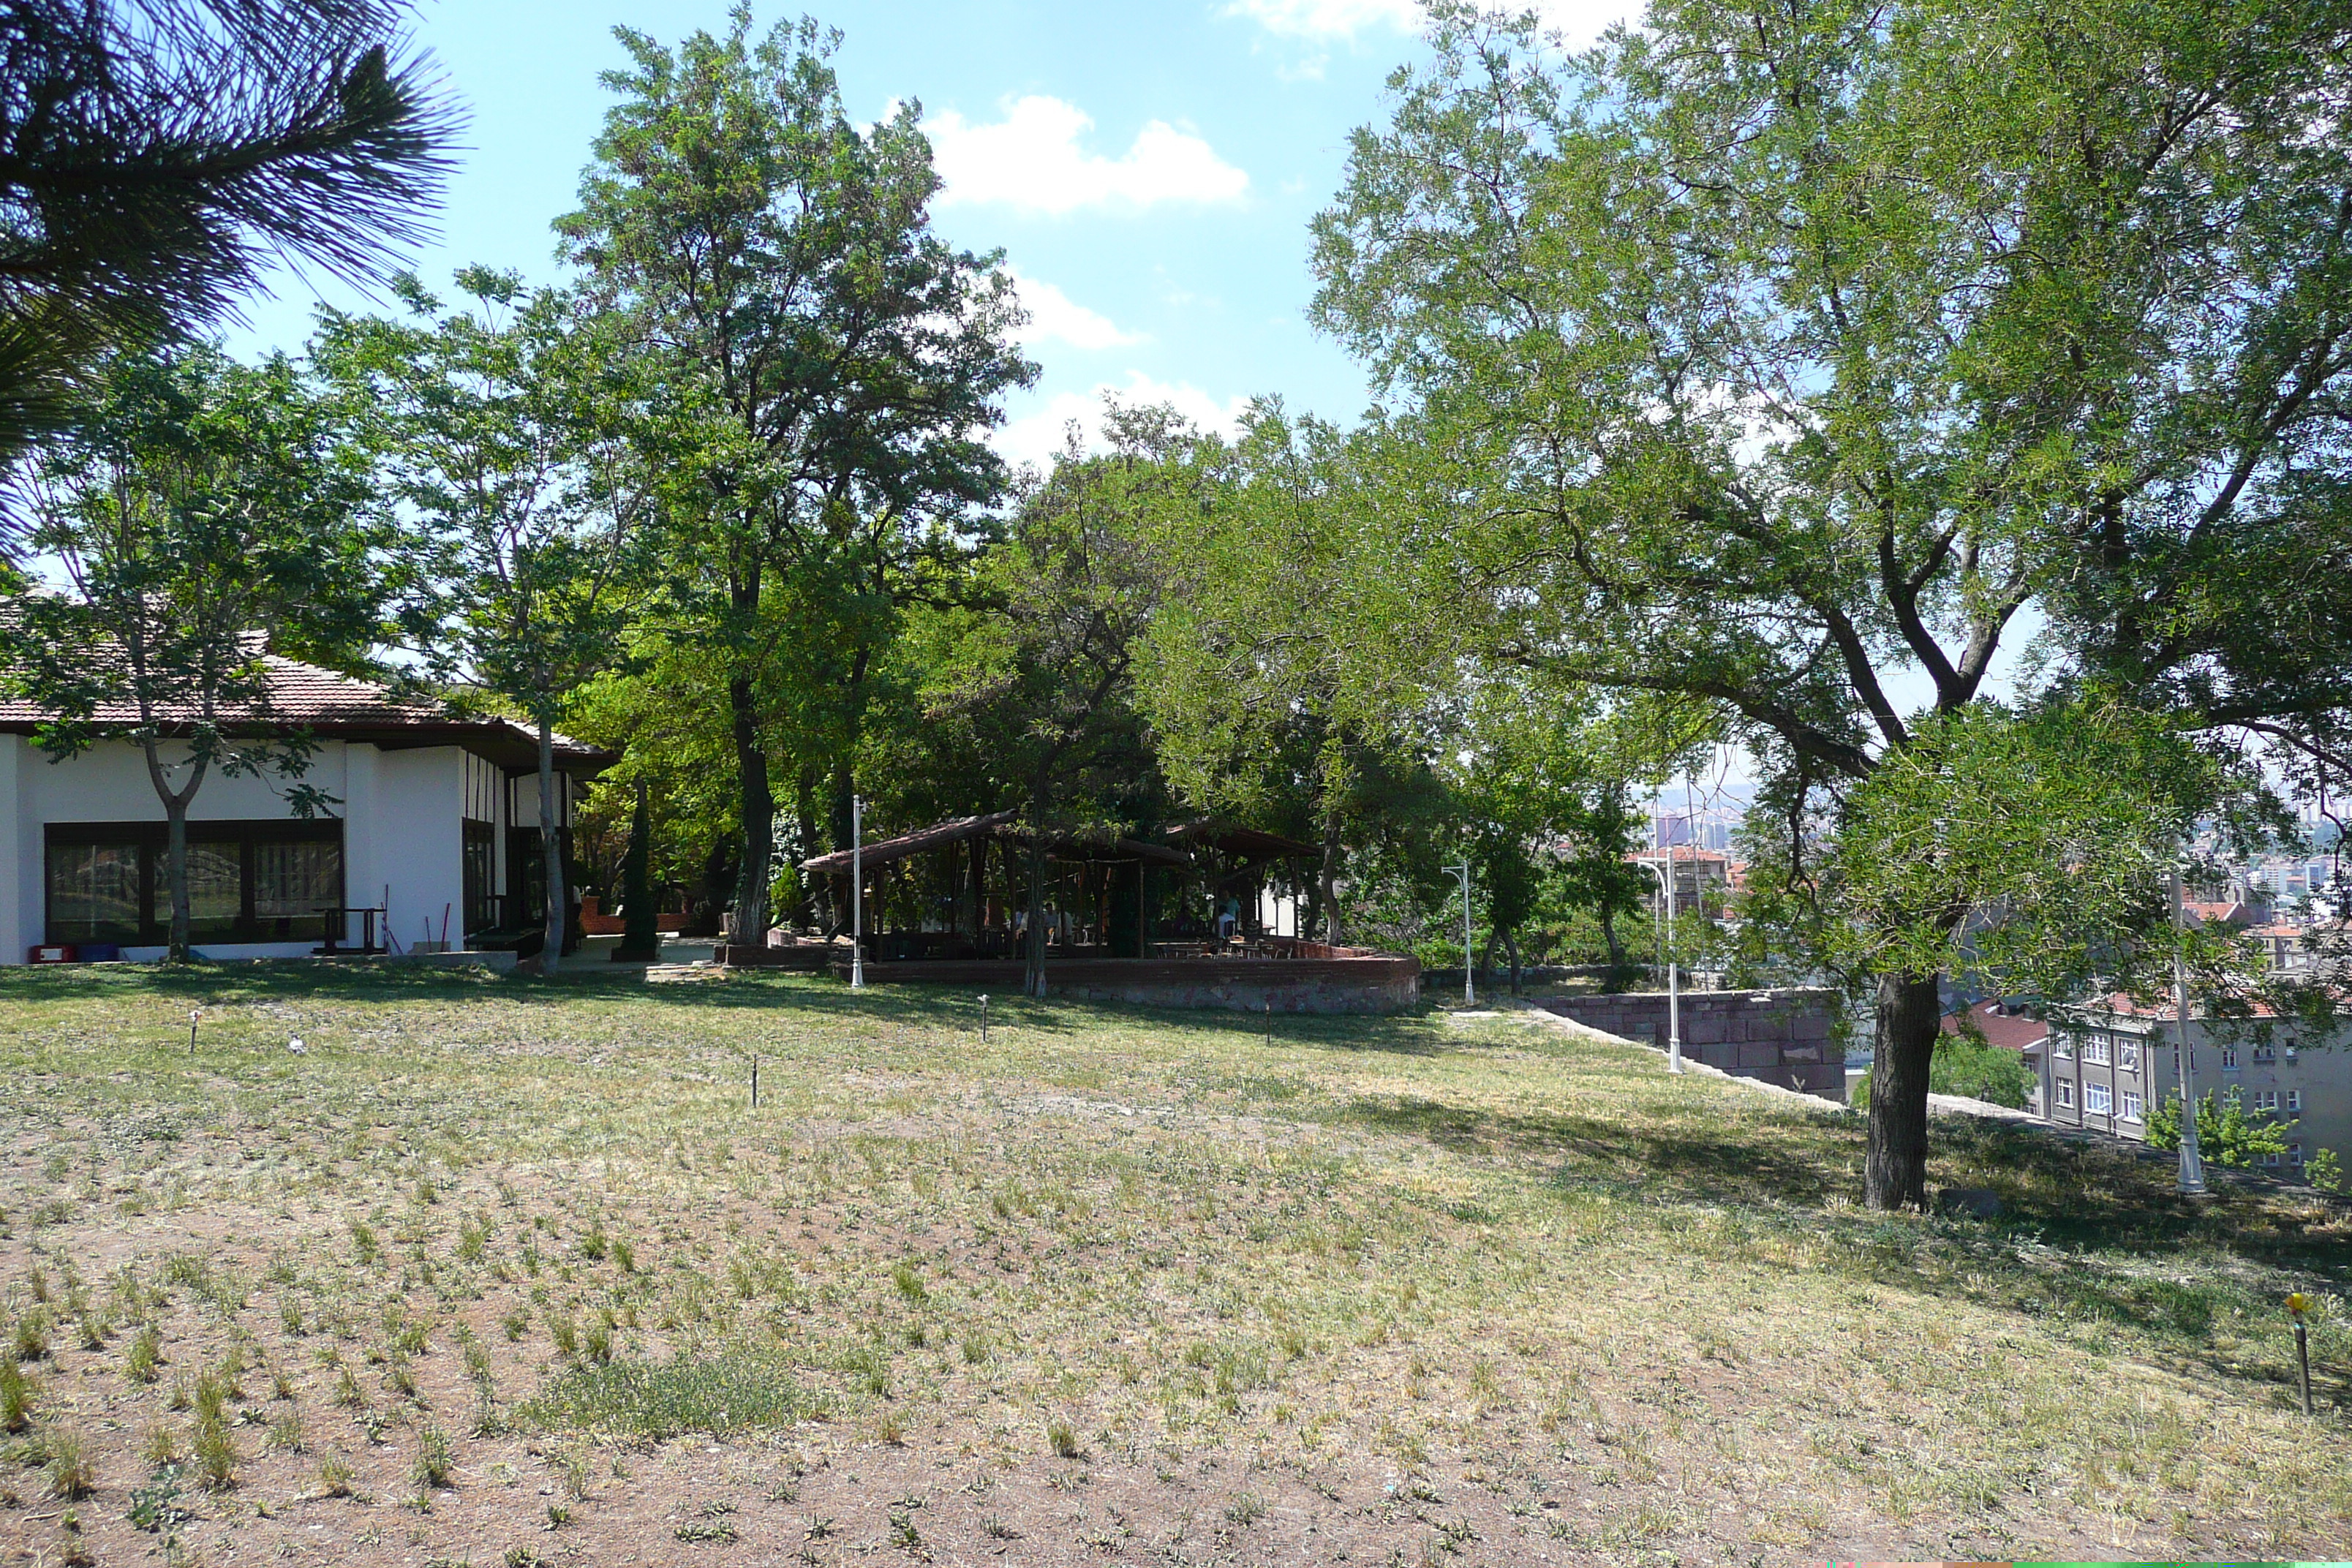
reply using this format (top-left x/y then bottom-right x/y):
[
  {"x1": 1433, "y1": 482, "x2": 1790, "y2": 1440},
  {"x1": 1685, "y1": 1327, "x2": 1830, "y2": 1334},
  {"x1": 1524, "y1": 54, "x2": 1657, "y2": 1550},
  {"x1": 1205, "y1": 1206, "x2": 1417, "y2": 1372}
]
[
  {"x1": 927, "y1": 97, "x2": 1249, "y2": 215},
  {"x1": 1225, "y1": 0, "x2": 1417, "y2": 37},
  {"x1": 1009, "y1": 270, "x2": 1144, "y2": 352},
  {"x1": 1227, "y1": 0, "x2": 1635, "y2": 48},
  {"x1": 995, "y1": 374, "x2": 1251, "y2": 470}
]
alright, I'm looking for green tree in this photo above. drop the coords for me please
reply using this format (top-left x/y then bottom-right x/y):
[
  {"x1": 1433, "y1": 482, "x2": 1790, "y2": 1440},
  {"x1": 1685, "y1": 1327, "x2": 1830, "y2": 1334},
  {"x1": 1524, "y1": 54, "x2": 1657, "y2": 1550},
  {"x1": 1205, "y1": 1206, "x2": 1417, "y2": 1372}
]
[
  {"x1": 0, "y1": 0, "x2": 456, "y2": 464},
  {"x1": 557, "y1": 10, "x2": 1031, "y2": 943},
  {"x1": 2146, "y1": 1088, "x2": 2292, "y2": 1171},
  {"x1": 1, "y1": 345, "x2": 393, "y2": 959},
  {"x1": 1308, "y1": 0, "x2": 2352, "y2": 1208},
  {"x1": 915, "y1": 407, "x2": 1198, "y2": 995},
  {"x1": 316, "y1": 268, "x2": 652, "y2": 973}
]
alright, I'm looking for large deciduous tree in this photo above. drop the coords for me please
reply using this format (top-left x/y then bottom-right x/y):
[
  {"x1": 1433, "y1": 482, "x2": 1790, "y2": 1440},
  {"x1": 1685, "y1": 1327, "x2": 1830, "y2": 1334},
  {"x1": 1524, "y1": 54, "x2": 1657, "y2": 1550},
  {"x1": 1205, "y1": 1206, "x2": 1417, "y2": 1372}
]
[
  {"x1": 2, "y1": 344, "x2": 392, "y2": 960},
  {"x1": 1311, "y1": 0, "x2": 2352, "y2": 1207},
  {"x1": 556, "y1": 11, "x2": 1031, "y2": 944}
]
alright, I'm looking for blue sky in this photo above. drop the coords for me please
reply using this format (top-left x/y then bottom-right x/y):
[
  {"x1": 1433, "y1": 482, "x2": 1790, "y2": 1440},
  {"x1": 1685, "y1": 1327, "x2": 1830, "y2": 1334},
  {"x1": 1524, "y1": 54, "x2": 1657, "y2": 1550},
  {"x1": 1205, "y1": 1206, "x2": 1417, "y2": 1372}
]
[{"x1": 227, "y1": 0, "x2": 1633, "y2": 466}]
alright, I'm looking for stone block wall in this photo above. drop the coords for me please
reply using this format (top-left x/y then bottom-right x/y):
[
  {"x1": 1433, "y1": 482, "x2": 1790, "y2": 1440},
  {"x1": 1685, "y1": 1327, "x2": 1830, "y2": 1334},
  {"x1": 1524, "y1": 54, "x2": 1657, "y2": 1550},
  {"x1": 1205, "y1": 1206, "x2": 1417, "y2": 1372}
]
[{"x1": 1538, "y1": 988, "x2": 1844, "y2": 1102}]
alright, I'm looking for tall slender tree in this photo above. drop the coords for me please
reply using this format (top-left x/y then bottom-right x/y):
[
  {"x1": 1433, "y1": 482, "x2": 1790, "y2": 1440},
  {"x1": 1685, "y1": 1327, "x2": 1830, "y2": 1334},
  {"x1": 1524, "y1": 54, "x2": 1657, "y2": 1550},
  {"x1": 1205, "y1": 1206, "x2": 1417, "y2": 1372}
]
[{"x1": 556, "y1": 11, "x2": 1030, "y2": 944}]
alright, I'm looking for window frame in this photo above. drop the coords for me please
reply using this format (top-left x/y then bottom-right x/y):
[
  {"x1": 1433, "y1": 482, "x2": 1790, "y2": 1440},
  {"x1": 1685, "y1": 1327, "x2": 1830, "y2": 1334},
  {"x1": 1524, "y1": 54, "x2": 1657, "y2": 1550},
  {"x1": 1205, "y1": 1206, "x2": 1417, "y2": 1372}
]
[
  {"x1": 2085, "y1": 1082, "x2": 2114, "y2": 1115},
  {"x1": 2055, "y1": 1079, "x2": 2075, "y2": 1108},
  {"x1": 2121, "y1": 1090, "x2": 2143, "y2": 1122},
  {"x1": 42, "y1": 820, "x2": 344, "y2": 946},
  {"x1": 2084, "y1": 1036, "x2": 2112, "y2": 1066}
]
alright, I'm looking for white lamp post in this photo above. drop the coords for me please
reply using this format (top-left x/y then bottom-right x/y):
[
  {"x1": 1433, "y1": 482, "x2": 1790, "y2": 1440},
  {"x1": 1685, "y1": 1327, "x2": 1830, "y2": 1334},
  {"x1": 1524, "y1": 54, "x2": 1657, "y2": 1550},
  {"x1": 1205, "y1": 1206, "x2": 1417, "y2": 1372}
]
[
  {"x1": 2171, "y1": 863, "x2": 2205, "y2": 1194},
  {"x1": 1443, "y1": 860, "x2": 1474, "y2": 1006},
  {"x1": 850, "y1": 794, "x2": 865, "y2": 990},
  {"x1": 1636, "y1": 850, "x2": 1684, "y2": 1074}
]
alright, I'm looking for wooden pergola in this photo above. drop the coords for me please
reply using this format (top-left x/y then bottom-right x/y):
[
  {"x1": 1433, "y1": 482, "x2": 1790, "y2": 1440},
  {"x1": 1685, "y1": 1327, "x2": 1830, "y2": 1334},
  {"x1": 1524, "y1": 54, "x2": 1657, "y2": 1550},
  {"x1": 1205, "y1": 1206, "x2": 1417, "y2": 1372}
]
[
  {"x1": 799, "y1": 811, "x2": 1195, "y2": 962},
  {"x1": 788, "y1": 811, "x2": 1418, "y2": 1011}
]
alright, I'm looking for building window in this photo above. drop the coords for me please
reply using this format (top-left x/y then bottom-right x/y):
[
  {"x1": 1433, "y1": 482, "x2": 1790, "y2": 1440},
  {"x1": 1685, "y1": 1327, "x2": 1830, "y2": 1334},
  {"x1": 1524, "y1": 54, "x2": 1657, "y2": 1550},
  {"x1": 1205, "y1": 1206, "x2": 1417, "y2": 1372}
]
[
  {"x1": 2084, "y1": 1036, "x2": 2111, "y2": 1066},
  {"x1": 43, "y1": 841, "x2": 143, "y2": 943},
  {"x1": 2261, "y1": 1150, "x2": 2283, "y2": 1167},
  {"x1": 2221, "y1": 1047, "x2": 2238, "y2": 1070},
  {"x1": 2287, "y1": 1090, "x2": 2302, "y2": 1112},
  {"x1": 2122, "y1": 1091, "x2": 2143, "y2": 1122},
  {"x1": 2055, "y1": 1080, "x2": 2075, "y2": 1108},
  {"x1": 2086, "y1": 1082, "x2": 2114, "y2": 1115},
  {"x1": 2253, "y1": 1044, "x2": 2277, "y2": 1064},
  {"x1": 463, "y1": 821, "x2": 499, "y2": 935},
  {"x1": 2289, "y1": 1143, "x2": 2304, "y2": 1166},
  {"x1": 2054, "y1": 1035, "x2": 2073, "y2": 1060},
  {"x1": 45, "y1": 822, "x2": 342, "y2": 946},
  {"x1": 2119, "y1": 1041, "x2": 2138, "y2": 1071}
]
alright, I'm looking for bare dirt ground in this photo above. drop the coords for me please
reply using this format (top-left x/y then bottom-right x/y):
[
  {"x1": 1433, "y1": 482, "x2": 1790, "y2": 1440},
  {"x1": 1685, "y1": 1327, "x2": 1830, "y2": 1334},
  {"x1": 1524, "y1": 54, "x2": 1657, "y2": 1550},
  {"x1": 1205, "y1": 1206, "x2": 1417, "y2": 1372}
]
[{"x1": 0, "y1": 964, "x2": 2344, "y2": 1567}]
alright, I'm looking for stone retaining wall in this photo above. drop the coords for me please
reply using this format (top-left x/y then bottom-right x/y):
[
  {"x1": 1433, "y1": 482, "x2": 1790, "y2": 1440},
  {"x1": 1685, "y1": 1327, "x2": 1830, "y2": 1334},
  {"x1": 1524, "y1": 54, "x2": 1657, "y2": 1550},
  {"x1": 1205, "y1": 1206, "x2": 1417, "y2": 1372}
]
[{"x1": 1537, "y1": 988, "x2": 1844, "y2": 1102}]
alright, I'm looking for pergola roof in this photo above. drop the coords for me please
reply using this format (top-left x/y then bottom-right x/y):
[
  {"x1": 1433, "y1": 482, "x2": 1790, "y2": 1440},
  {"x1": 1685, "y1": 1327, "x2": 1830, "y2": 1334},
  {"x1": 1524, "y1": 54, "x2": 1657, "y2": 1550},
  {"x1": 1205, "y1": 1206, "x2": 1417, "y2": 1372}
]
[
  {"x1": 801, "y1": 811, "x2": 1194, "y2": 876},
  {"x1": 1163, "y1": 820, "x2": 1319, "y2": 861}
]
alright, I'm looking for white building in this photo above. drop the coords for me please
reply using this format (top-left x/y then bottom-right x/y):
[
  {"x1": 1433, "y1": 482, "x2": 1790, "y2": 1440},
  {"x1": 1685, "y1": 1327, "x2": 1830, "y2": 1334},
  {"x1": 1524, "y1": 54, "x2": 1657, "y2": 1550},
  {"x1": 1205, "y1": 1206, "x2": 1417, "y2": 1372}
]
[{"x1": 0, "y1": 657, "x2": 611, "y2": 963}]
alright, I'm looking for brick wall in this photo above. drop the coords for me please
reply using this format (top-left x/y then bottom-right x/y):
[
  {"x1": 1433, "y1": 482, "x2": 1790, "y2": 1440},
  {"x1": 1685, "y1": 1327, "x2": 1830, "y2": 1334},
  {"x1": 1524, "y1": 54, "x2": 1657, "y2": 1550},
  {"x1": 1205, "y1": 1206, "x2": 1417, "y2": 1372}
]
[{"x1": 1537, "y1": 988, "x2": 1845, "y2": 1102}]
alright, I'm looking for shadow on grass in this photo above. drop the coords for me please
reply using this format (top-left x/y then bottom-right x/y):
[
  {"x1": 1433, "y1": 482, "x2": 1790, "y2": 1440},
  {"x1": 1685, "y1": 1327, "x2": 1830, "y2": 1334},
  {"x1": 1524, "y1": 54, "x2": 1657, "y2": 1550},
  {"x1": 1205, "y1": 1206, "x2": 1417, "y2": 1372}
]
[
  {"x1": 0, "y1": 960, "x2": 1457, "y2": 1057},
  {"x1": 1343, "y1": 1074, "x2": 2351, "y2": 1410}
]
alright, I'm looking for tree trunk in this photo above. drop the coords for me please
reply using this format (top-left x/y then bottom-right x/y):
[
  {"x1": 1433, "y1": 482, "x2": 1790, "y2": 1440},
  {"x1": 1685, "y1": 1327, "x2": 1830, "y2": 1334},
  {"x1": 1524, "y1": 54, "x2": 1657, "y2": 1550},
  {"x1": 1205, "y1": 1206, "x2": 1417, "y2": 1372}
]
[
  {"x1": 728, "y1": 671, "x2": 772, "y2": 945},
  {"x1": 620, "y1": 781, "x2": 657, "y2": 956},
  {"x1": 1023, "y1": 830, "x2": 1049, "y2": 998},
  {"x1": 1501, "y1": 927, "x2": 1523, "y2": 995},
  {"x1": 1478, "y1": 928, "x2": 1502, "y2": 995},
  {"x1": 140, "y1": 740, "x2": 208, "y2": 964},
  {"x1": 1022, "y1": 776, "x2": 1057, "y2": 997},
  {"x1": 1316, "y1": 804, "x2": 1345, "y2": 946},
  {"x1": 794, "y1": 767, "x2": 821, "y2": 928},
  {"x1": 1865, "y1": 972, "x2": 1942, "y2": 1210},
  {"x1": 538, "y1": 715, "x2": 565, "y2": 976},
  {"x1": 1598, "y1": 906, "x2": 1626, "y2": 972}
]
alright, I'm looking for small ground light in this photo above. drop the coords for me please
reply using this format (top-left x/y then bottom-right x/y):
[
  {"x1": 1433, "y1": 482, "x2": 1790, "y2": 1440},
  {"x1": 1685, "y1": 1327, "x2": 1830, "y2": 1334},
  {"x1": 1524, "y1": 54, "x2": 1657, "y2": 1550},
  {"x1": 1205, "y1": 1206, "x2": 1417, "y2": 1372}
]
[
  {"x1": 750, "y1": 1055, "x2": 758, "y2": 1109},
  {"x1": 187, "y1": 1009, "x2": 200, "y2": 1054},
  {"x1": 2289, "y1": 1292, "x2": 2314, "y2": 1416},
  {"x1": 979, "y1": 995, "x2": 990, "y2": 1044}
]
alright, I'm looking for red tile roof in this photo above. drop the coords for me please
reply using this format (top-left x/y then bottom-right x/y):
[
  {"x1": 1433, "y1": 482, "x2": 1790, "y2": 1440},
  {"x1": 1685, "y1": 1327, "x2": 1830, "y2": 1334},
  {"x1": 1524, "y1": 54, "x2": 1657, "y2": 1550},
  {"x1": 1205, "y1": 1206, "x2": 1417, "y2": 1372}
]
[
  {"x1": 1942, "y1": 1000, "x2": 2049, "y2": 1052},
  {"x1": 0, "y1": 654, "x2": 614, "y2": 773}
]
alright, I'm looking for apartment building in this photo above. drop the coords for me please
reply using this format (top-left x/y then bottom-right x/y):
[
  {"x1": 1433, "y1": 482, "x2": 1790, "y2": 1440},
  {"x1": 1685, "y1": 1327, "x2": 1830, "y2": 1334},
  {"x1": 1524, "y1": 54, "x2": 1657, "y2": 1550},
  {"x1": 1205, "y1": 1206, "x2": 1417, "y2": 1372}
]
[{"x1": 2032, "y1": 995, "x2": 2351, "y2": 1180}]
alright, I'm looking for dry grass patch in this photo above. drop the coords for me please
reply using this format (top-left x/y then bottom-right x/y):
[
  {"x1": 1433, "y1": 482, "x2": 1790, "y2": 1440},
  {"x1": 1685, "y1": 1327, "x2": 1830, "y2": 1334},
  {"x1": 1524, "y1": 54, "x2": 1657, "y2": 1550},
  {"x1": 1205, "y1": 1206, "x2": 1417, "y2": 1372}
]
[{"x1": 0, "y1": 961, "x2": 2340, "y2": 1564}]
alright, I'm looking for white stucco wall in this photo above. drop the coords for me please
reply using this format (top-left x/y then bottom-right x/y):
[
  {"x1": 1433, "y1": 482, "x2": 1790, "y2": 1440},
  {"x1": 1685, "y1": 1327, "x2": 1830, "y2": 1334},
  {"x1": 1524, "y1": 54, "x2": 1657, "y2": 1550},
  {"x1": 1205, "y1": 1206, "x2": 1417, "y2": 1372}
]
[
  {"x1": 2, "y1": 736, "x2": 467, "y2": 963},
  {"x1": 350, "y1": 747, "x2": 466, "y2": 954}
]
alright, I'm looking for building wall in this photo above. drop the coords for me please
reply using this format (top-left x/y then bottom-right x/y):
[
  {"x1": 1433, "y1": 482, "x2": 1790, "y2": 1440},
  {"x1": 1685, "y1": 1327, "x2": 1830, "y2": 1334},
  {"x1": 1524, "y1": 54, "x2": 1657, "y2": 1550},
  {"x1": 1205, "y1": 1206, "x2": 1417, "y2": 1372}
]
[
  {"x1": 1, "y1": 736, "x2": 467, "y2": 964},
  {"x1": 1537, "y1": 988, "x2": 1844, "y2": 1101},
  {"x1": 2039, "y1": 1014, "x2": 2352, "y2": 1180}
]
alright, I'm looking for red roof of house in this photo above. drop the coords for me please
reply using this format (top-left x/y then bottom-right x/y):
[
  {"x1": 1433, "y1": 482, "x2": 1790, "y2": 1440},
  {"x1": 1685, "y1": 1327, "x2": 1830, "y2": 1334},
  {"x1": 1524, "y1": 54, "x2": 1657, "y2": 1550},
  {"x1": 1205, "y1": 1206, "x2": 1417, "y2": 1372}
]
[
  {"x1": 0, "y1": 654, "x2": 614, "y2": 774},
  {"x1": 1943, "y1": 1000, "x2": 2049, "y2": 1052},
  {"x1": 2183, "y1": 899, "x2": 2255, "y2": 929}
]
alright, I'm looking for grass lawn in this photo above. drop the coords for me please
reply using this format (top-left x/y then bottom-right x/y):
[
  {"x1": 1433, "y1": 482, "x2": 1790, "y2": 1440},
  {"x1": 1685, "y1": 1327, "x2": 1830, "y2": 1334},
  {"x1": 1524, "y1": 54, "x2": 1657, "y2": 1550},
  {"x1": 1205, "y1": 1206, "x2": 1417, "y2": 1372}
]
[{"x1": 0, "y1": 962, "x2": 2343, "y2": 1567}]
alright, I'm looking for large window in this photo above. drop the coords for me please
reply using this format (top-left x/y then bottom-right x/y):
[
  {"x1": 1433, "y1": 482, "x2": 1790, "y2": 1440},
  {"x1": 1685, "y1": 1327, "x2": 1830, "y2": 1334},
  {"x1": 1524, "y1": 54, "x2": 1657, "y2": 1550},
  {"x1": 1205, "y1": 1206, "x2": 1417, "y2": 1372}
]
[
  {"x1": 45, "y1": 822, "x2": 342, "y2": 946},
  {"x1": 2086, "y1": 1082, "x2": 2113, "y2": 1115},
  {"x1": 45, "y1": 842, "x2": 142, "y2": 943}
]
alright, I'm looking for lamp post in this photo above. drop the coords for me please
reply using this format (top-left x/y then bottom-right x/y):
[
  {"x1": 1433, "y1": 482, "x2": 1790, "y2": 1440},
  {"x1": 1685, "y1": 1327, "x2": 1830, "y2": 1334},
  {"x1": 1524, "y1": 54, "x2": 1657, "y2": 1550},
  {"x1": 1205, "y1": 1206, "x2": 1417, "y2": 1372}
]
[
  {"x1": 2171, "y1": 864, "x2": 2205, "y2": 1194},
  {"x1": 1443, "y1": 860, "x2": 1474, "y2": 1006},
  {"x1": 1635, "y1": 849, "x2": 1684, "y2": 1074},
  {"x1": 851, "y1": 794, "x2": 865, "y2": 991}
]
